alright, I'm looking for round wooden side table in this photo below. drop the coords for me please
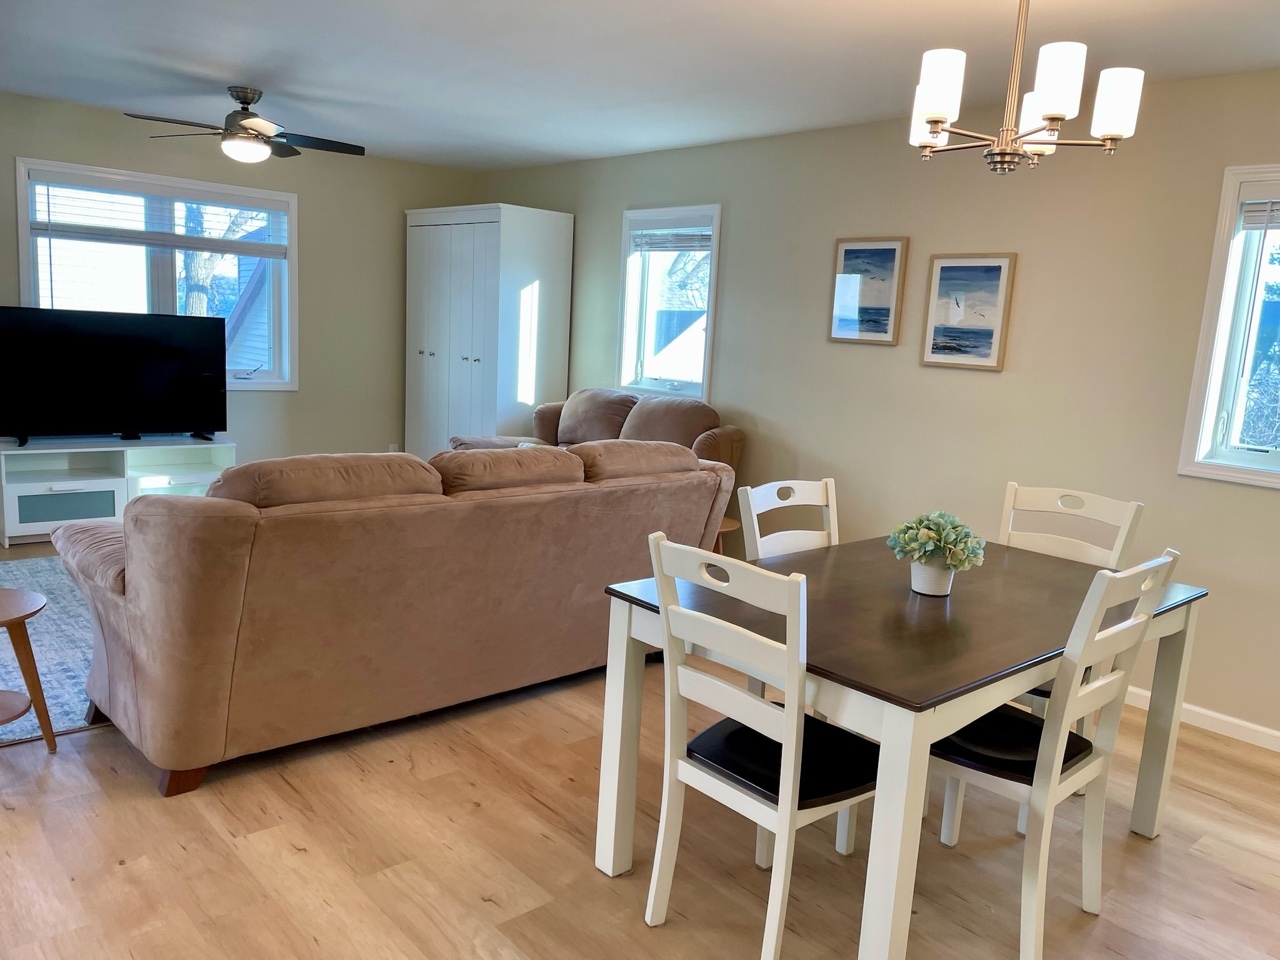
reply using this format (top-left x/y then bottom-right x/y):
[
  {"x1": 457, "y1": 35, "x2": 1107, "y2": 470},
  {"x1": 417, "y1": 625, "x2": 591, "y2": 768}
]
[
  {"x1": 715, "y1": 517, "x2": 741, "y2": 555},
  {"x1": 0, "y1": 589, "x2": 55, "y2": 753}
]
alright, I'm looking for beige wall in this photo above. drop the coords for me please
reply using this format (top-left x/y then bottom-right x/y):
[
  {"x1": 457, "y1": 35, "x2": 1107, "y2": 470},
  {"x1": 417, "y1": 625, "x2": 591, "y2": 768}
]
[
  {"x1": 477, "y1": 69, "x2": 1280, "y2": 732},
  {"x1": 0, "y1": 93, "x2": 476, "y2": 463}
]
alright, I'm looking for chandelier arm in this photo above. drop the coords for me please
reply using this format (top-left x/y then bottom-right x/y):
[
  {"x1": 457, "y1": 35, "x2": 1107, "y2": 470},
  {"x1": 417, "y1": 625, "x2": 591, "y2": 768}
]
[
  {"x1": 1050, "y1": 139, "x2": 1113, "y2": 147},
  {"x1": 938, "y1": 125, "x2": 999, "y2": 144},
  {"x1": 926, "y1": 141, "x2": 993, "y2": 154},
  {"x1": 1014, "y1": 122, "x2": 1053, "y2": 140}
]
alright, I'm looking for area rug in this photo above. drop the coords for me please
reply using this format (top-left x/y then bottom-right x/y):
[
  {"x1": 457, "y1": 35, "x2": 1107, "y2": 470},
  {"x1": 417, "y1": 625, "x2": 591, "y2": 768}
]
[{"x1": 0, "y1": 556, "x2": 94, "y2": 745}]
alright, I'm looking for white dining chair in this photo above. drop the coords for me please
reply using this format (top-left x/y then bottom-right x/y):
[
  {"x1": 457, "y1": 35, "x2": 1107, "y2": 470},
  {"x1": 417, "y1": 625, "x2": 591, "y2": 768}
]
[
  {"x1": 737, "y1": 477, "x2": 856, "y2": 859},
  {"x1": 930, "y1": 548, "x2": 1178, "y2": 960},
  {"x1": 739, "y1": 478, "x2": 839, "y2": 562},
  {"x1": 1001, "y1": 482, "x2": 1145, "y2": 737},
  {"x1": 644, "y1": 532, "x2": 879, "y2": 960}
]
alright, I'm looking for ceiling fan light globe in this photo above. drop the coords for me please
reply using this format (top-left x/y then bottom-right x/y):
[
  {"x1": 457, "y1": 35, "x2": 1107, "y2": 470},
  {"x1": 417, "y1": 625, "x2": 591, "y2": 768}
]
[{"x1": 220, "y1": 132, "x2": 271, "y2": 163}]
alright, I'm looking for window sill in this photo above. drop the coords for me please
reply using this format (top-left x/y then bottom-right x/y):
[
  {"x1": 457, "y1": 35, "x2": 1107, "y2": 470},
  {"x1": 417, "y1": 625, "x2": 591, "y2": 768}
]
[
  {"x1": 1177, "y1": 458, "x2": 1280, "y2": 490},
  {"x1": 623, "y1": 381, "x2": 707, "y2": 402},
  {"x1": 226, "y1": 379, "x2": 298, "y2": 392}
]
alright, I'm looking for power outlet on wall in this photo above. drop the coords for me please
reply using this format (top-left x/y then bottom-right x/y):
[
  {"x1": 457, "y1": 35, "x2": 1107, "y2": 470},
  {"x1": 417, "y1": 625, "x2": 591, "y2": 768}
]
[{"x1": 388, "y1": 443, "x2": 401, "y2": 453}]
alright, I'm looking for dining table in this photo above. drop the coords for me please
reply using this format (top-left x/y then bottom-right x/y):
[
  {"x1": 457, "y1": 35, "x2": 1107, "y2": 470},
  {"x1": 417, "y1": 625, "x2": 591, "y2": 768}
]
[{"x1": 594, "y1": 537, "x2": 1208, "y2": 960}]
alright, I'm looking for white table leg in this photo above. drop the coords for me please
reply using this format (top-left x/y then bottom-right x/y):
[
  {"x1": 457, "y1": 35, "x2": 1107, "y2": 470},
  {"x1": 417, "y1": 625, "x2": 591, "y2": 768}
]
[
  {"x1": 858, "y1": 704, "x2": 932, "y2": 960},
  {"x1": 1131, "y1": 603, "x2": 1198, "y2": 839},
  {"x1": 596, "y1": 597, "x2": 647, "y2": 875}
]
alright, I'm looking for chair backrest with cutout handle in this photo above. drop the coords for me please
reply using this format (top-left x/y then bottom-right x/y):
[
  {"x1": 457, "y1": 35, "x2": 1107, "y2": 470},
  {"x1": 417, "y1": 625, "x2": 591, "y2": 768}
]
[{"x1": 738, "y1": 478, "x2": 839, "y2": 562}]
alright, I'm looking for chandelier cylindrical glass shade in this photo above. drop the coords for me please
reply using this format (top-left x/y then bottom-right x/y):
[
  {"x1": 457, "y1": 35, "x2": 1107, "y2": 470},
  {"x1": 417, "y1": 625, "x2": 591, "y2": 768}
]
[
  {"x1": 909, "y1": 85, "x2": 951, "y2": 146},
  {"x1": 1032, "y1": 42, "x2": 1087, "y2": 119},
  {"x1": 1018, "y1": 93, "x2": 1056, "y2": 155},
  {"x1": 915, "y1": 48, "x2": 966, "y2": 123},
  {"x1": 1090, "y1": 67, "x2": 1144, "y2": 138}
]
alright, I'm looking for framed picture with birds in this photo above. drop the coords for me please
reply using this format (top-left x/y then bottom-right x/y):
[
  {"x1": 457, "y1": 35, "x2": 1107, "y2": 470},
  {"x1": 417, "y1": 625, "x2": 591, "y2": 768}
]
[
  {"x1": 829, "y1": 237, "x2": 908, "y2": 345},
  {"x1": 921, "y1": 253, "x2": 1017, "y2": 371}
]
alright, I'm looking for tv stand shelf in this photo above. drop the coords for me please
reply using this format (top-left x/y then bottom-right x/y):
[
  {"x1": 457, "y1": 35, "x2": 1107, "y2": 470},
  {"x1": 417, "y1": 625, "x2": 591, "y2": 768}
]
[{"x1": 0, "y1": 437, "x2": 235, "y2": 548}]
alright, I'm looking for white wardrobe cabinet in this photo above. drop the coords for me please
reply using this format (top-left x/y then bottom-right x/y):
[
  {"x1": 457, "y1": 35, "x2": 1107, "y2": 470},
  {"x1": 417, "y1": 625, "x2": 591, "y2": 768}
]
[{"x1": 405, "y1": 204, "x2": 573, "y2": 459}]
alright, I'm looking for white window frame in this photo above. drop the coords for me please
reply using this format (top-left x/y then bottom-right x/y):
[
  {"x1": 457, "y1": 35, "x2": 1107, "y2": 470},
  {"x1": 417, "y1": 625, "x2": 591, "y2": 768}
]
[
  {"x1": 616, "y1": 204, "x2": 721, "y2": 401},
  {"x1": 1180, "y1": 164, "x2": 1280, "y2": 488},
  {"x1": 15, "y1": 158, "x2": 300, "y2": 391}
]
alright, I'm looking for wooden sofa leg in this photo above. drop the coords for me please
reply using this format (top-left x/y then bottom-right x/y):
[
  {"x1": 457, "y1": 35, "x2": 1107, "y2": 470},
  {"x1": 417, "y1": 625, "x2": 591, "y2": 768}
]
[
  {"x1": 158, "y1": 767, "x2": 208, "y2": 797},
  {"x1": 84, "y1": 702, "x2": 109, "y2": 725}
]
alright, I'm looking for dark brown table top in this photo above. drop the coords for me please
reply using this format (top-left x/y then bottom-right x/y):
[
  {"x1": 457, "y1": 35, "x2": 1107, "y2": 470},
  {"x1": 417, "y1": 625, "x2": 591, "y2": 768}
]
[{"x1": 606, "y1": 539, "x2": 1207, "y2": 712}]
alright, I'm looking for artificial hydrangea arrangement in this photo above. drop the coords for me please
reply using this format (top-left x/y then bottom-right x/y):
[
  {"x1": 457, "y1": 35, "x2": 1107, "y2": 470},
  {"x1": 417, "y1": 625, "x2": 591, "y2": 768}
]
[{"x1": 887, "y1": 511, "x2": 986, "y2": 572}]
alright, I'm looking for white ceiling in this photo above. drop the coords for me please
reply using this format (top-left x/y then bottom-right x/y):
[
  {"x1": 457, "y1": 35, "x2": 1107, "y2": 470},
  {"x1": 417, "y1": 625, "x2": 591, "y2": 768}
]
[{"x1": 2, "y1": 0, "x2": 1279, "y2": 169}]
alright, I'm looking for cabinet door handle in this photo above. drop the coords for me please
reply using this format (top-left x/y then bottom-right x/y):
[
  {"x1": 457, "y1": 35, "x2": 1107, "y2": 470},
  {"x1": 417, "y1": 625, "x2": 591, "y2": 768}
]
[
  {"x1": 473, "y1": 357, "x2": 481, "y2": 363},
  {"x1": 418, "y1": 349, "x2": 425, "y2": 355},
  {"x1": 428, "y1": 351, "x2": 435, "y2": 357},
  {"x1": 462, "y1": 355, "x2": 470, "y2": 361},
  {"x1": 47, "y1": 484, "x2": 87, "y2": 493}
]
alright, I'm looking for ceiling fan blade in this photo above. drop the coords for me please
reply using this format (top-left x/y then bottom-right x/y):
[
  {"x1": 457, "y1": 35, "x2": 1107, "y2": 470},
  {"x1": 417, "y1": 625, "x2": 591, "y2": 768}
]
[
  {"x1": 269, "y1": 140, "x2": 302, "y2": 159},
  {"x1": 125, "y1": 112, "x2": 222, "y2": 131},
  {"x1": 278, "y1": 132, "x2": 365, "y2": 156},
  {"x1": 150, "y1": 132, "x2": 222, "y2": 139},
  {"x1": 239, "y1": 115, "x2": 283, "y2": 137}
]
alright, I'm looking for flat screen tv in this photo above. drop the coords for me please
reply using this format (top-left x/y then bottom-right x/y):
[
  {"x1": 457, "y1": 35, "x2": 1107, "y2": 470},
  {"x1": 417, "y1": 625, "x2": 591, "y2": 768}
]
[{"x1": 0, "y1": 306, "x2": 227, "y2": 444}]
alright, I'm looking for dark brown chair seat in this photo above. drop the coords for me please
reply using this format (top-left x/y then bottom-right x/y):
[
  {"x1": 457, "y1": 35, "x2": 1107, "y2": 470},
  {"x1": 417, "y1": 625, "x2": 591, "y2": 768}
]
[
  {"x1": 687, "y1": 714, "x2": 879, "y2": 810},
  {"x1": 931, "y1": 703, "x2": 1094, "y2": 786}
]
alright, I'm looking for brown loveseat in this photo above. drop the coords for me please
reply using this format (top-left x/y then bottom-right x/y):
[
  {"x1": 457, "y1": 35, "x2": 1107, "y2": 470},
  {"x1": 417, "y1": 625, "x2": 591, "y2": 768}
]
[
  {"x1": 52, "y1": 442, "x2": 732, "y2": 795},
  {"x1": 451, "y1": 387, "x2": 745, "y2": 471}
]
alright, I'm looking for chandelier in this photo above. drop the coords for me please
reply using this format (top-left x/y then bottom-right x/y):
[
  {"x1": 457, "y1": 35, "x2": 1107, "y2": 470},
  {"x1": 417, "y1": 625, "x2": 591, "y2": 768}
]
[{"x1": 909, "y1": 0, "x2": 1144, "y2": 174}]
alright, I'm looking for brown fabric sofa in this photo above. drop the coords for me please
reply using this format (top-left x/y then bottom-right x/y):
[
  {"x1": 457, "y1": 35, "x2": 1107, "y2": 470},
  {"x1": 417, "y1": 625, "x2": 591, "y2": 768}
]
[
  {"x1": 450, "y1": 387, "x2": 745, "y2": 472},
  {"x1": 52, "y1": 443, "x2": 733, "y2": 795}
]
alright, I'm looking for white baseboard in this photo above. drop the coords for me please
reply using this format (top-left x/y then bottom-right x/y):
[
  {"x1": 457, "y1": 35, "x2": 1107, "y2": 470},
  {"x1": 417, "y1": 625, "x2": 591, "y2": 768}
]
[{"x1": 1126, "y1": 686, "x2": 1280, "y2": 754}]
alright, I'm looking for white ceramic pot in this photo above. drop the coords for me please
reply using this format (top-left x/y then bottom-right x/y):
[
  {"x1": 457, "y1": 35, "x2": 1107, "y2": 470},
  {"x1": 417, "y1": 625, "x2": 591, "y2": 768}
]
[{"x1": 910, "y1": 560, "x2": 955, "y2": 597}]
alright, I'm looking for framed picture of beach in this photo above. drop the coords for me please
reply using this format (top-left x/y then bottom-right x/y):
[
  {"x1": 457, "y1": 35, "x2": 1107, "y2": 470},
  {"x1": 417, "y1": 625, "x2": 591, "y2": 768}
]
[
  {"x1": 829, "y1": 238, "x2": 908, "y2": 345},
  {"x1": 920, "y1": 254, "x2": 1017, "y2": 371}
]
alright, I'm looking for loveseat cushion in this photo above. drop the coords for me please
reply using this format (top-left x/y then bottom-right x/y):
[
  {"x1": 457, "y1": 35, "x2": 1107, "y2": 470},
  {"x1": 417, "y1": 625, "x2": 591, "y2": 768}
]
[
  {"x1": 569, "y1": 439, "x2": 700, "y2": 482},
  {"x1": 429, "y1": 446, "x2": 585, "y2": 494},
  {"x1": 51, "y1": 520, "x2": 127, "y2": 595},
  {"x1": 556, "y1": 388, "x2": 639, "y2": 444},
  {"x1": 620, "y1": 395, "x2": 721, "y2": 447},
  {"x1": 207, "y1": 453, "x2": 443, "y2": 508}
]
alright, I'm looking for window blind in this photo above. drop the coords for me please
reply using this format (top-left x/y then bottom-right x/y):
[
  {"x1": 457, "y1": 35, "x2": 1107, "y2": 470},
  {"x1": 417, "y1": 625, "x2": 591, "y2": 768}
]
[
  {"x1": 629, "y1": 227, "x2": 714, "y2": 253},
  {"x1": 1240, "y1": 199, "x2": 1280, "y2": 231}
]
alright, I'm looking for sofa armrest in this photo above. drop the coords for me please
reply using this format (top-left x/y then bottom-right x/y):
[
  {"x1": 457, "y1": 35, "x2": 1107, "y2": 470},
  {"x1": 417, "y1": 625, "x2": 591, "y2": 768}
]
[
  {"x1": 692, "y1": 425, "x2": 746, "y2": 473},
  {"x1": 52, "y1": 520, "x2": 127, "y2": 596},
  {"x1": 449, "y1": 435, "x2": 546, "y2": 451},
  {"x1": 533, "y1": 401, "x2": 566, "y2": 445}
]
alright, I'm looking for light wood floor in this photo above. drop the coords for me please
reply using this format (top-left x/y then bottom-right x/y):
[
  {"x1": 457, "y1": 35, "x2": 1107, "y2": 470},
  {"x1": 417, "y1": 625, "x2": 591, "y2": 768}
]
[
  {"x1": 0, "y1": 542, "x2": 58, "y2": 561},
  {"x1": 0, "y1": 662, "x2": 1277, "y2": 959}
]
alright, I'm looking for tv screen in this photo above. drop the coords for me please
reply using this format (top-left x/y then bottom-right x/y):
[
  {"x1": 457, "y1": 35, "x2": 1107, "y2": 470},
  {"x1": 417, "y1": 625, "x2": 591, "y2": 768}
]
[{"x1": 0, "y1": 306, "x2": 227, "y2": 442}]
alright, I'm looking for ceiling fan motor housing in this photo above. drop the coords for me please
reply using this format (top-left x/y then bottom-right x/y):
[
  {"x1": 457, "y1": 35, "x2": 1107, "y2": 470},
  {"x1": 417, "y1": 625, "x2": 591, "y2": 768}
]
[{"x1": 227, "y1": 85, "x2": 263, "y2": 108}]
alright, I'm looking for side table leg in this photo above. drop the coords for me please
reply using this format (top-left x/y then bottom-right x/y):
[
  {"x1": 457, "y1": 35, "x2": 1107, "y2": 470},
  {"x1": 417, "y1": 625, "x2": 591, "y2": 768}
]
[{"x1": 7, "y1": 621, "x2": 56, "y2": 753}]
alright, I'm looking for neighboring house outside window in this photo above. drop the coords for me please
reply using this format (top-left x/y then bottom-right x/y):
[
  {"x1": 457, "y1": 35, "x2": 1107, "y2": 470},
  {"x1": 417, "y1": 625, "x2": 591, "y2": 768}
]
[
  {"x1": 16, "y1": 158, "x2": 299, "y2": 390},
  {"x1": 1181, "y1": 165, "x2": 1280, "y2": 488},
  {"x1": 618, "y1": 204, "x2": 720, "y2": 401}
]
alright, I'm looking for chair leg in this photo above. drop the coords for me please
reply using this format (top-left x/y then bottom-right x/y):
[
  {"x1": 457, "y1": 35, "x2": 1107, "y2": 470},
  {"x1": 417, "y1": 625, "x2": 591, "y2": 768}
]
[
  {"x1": 1017, "y1": 802, "x2": 1029, "y2": 837},
  {"x1": 835, "y1": 805, "x2": 856, "y2": 856},
  {"x1": 940, "y1": 777, "x2": 965, "y2": 848},
  {"x1": 645, "y1": 775, "x2": 687, "y2": 926},
  {"x1": 1020, "y1": 802, "x2": 1054, "y2": 960},
  {"x1": 755, "y1": 825, "x2": 775, "y2": 869},
  {"x1": 759, "y1": 825, "x2": 799, "y2": 960},
  {"x1": 1081, "y1": 777, "x2": 1106, "y2": 915}
]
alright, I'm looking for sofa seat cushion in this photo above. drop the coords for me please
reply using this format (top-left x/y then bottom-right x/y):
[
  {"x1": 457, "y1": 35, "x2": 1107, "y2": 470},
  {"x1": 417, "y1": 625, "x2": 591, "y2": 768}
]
[
  {"x1": 51, "y1": 520, "x2": 127, "y2": 595},
  {"x1": 430, "y1": 446, "x2": 585, "y2": 494},
  {"x1": 557, "y1": 388, "x2": 639, "y2": 444},
  {"x1": 569, "y1": 439, "x2": 700, "y2": 482},
  {"x1": 207, "y1": 453, "x2": 443, "y2": 508},
  {"x1": 620, "y1": 395, "x2": 721, "y2": 447}
]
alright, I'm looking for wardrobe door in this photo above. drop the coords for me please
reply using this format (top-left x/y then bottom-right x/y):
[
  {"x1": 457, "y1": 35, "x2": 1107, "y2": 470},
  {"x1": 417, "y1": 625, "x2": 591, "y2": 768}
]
[
  {"x1": 420, "y1": 224, "x2": 454, "y2": 457},
  {"x1": 470, "y1": 221, "x2": 500, "y2": 436},
  {"x1": 405, "y1": 224, "x2": 430, "y2": 458},
  {"x1": 446, "y1": 223, "x2": 477, "y2": 443}
]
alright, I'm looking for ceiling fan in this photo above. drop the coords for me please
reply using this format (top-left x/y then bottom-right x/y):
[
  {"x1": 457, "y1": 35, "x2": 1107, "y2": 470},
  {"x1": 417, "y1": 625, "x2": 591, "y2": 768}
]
[{"x1": 126, "y1": 86, "x2": 366, "y2": 163}]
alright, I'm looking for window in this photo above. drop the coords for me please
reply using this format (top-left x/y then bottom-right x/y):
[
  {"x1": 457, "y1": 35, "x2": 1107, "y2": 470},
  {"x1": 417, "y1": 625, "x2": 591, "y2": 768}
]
[
  {"x1": 618, "y1": 204, "x2": 720, "y2": 400},
  {"x1": 1181, "y1": 166, "x2": 1280, "y2": 488},
  {"x1": 17, "y1": 159, "x2": 298, "y2": 389}
]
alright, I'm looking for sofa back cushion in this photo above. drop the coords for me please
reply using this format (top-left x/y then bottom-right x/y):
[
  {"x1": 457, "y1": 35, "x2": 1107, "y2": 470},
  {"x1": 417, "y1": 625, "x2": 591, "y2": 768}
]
[
  {"x1": 430, "y1": 446, "x2": 585, "y2": 494},
  {"x1": 207, "y1": 453, "x2": 443, "y2": 508},
  {"x1": 569, "y1": 439, "x2": 700, "y2": 482},
  {"x1": 557, "y1": 388, "x2": 639, "y2": 444},
  {"x1": 619, "y1": 395, "x2": 720, "y2": 447}
]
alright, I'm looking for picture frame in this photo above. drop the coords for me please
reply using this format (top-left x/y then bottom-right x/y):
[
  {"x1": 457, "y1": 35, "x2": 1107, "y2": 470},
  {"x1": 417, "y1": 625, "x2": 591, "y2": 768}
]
[
  {"x1": 829, "y1": 237, "x2": 909, "y2": 345},
  {"x1": 920, "y1": 253, "x2": 1017, "y2": 371}
]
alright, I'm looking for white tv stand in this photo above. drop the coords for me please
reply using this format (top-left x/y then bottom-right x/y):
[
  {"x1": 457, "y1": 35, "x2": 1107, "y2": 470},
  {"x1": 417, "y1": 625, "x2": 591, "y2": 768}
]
[{"x1": 0, "y1": 437, "x2": 236, "y2": 548}]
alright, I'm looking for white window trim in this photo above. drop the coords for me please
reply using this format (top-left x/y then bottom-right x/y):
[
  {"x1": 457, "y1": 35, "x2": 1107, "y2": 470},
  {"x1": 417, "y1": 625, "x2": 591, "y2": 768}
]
[
  {"x1": 15, "y1": 157, "x2": 300, "y2": 392},
  {"x1": 616, "y1": 203, "x2": 721, "y2": 402},
  {"x1": 1179, "y1": 164, "x2": 1280, "y2": 489}
]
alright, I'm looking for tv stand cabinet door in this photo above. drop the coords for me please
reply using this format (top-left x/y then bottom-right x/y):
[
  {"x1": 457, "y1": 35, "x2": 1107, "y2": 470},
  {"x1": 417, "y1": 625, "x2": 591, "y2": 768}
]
[{"x1": 3, "y1": 478, "x2": 127, "y2": 540}]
